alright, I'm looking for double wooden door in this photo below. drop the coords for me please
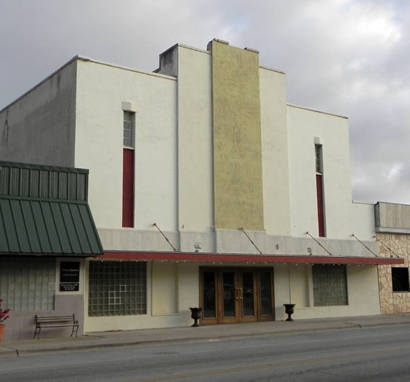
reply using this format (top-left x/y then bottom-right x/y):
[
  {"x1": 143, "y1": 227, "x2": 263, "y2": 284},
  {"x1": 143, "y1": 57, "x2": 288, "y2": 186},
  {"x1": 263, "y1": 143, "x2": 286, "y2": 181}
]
[{"x1": 199, "y1": 268, "x2": 274, "y2": 324}]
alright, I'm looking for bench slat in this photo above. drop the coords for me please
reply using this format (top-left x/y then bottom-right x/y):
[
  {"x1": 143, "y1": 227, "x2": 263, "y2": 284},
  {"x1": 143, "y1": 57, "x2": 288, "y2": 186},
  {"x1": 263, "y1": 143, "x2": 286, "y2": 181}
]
[
  {"x1": 37, "y1": 324, "x2": 78, "y2": 328},
  {"x1": 36, "y1": 317, "x2": 73, "y2": 322}
]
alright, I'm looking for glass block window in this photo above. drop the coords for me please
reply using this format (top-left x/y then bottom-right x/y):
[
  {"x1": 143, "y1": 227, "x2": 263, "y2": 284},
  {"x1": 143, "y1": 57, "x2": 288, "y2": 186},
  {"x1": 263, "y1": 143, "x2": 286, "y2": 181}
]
[
  {"x1": 313, "y1": 264, "x2": 348, "y2": 306},
  {"x1": 0, "y1": 257, "x2": 56, "y2": 311},
  {"x1": 392, "y1": 268, "x2": 410, "y2": 292},
  {"x1": 88, "y1": 261, "x2": 146, "y2": 316},
  {"x1": 123, "y1": 111, "x2": 135, "y2": 148}
]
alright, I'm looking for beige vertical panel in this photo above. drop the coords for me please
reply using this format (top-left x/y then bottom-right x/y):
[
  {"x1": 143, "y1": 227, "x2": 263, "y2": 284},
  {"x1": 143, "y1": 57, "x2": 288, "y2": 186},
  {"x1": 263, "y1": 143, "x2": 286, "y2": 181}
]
[
  {"x1": 152, "y1": 262, "x2": 177, "y2": 314},
  {"x1": 210, "y1": 41, "x2": 264, "y2": 231},
  {"x1": 259, "y1": 68, "x2": 291, "y2": 236},
  {"x1": 177, "y1": 47, "x2": 213, "y2": 232}
]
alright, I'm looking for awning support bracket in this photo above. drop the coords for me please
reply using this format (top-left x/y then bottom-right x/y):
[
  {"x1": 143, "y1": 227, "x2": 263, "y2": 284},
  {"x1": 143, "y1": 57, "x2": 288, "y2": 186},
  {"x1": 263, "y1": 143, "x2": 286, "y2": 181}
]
[
  {"x1": 351, "y1": 234, "x2": 378, "y2": 257},
  {"x1": 152, "y1": 223, "x2": 177, "y2": 252},
  {"x1": 239, "y1": 227, "x2": 263, "y2": 255},
  {"x1": 305, "y1": 232, "x2": 334, "y2": 256}
]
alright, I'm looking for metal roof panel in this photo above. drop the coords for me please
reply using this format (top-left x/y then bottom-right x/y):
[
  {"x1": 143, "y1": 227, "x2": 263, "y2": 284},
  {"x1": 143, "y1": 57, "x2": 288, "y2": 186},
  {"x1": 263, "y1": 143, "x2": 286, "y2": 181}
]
[{"x1": 0, "y1": 196, "x2": 103, "y2": 256}]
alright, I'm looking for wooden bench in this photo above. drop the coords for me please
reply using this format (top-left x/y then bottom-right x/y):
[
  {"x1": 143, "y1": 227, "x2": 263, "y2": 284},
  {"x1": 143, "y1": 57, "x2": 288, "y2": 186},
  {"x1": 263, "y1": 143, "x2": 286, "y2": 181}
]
[{"x1": 33, "y1": 314, "x2": 79, "y2": 339}]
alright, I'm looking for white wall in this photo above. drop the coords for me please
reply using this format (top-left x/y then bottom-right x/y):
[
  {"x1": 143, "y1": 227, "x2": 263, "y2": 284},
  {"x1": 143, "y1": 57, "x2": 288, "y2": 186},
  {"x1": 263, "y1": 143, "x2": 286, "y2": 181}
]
[
  {"x1": 274, "y1": 264, "x2": 380, "y2": 319},
  {"x1": 351, "y1": 202, "x2": 376, "y2": 241},
  {"x1": 260, "y1": 68, "x2": 291, "y2": 236},
  {"x1": 75, "y1": 50, "x2": 376, "y2": 254},
  {"x1": 288, "y1": 105, "x2": 354, "y2": 239},
  {"x1": 75, "y1": 60, "x2": 177, "y2": 232}
]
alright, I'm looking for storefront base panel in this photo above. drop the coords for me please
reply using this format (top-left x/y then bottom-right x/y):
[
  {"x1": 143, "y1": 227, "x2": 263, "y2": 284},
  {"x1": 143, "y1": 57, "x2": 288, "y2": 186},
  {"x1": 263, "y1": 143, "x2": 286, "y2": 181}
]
[
  {"x1": 273, "y1": 264, "x2": 381, "y2": 320},
  {"x1": 82, "y1": 261, "x2": 381, "y2": 334},
  {"x1": 2, "y1": 295, "x2": 84, "y2": 341},
  {"x1": 85, "y1": 312, "x2": 192, "y2": 333}
]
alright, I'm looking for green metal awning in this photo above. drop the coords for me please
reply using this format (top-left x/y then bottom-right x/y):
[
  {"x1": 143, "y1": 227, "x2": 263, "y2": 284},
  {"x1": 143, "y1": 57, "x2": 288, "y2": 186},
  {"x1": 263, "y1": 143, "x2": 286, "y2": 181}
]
[
  {"x1": 0, "y1": 196, "x2": 103, "y2": 255},
  {"x1": 0, "y1": 161, "x2": 103, "y2": 256}
]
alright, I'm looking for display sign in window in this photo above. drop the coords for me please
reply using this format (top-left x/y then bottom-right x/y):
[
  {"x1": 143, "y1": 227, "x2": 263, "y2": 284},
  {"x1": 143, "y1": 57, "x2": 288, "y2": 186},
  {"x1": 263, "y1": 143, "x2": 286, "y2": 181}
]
[{"x1": 59, "y1": 262, "x2": 80, "y2": 292}]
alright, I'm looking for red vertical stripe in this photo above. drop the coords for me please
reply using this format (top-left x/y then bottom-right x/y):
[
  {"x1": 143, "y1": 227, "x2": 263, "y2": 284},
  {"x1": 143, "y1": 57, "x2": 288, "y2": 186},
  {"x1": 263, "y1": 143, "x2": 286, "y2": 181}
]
[
  {"x1": 122, "y1": 149, "x2": 134, "y2": 227},
  {"x1": 316, "y1": 174, "x2": 325, "y2": 237}
]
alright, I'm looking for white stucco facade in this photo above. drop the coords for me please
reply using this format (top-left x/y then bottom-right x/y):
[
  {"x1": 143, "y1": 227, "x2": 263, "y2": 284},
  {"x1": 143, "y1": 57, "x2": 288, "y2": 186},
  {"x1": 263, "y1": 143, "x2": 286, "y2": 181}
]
[
  {"x1": 75, "y1": 60, "x2": 178, "y2": 233},
  {"x1": 0, "y1": 40, "x2": 385, "y2": 335}
]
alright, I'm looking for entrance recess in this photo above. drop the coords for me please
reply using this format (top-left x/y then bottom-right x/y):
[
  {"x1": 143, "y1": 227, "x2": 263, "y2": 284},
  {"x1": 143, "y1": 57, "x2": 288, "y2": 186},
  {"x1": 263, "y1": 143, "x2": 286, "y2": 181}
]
[{"x1": 200, "y1": 267, "x2": 274, "y2": 324}]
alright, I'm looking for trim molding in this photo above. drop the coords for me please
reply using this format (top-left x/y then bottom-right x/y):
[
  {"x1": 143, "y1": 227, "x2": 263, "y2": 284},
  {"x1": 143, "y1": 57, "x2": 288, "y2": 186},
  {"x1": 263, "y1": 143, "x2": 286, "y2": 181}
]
[{"x1": 100, "y1": 251, "x2": 403, "y2": 265}]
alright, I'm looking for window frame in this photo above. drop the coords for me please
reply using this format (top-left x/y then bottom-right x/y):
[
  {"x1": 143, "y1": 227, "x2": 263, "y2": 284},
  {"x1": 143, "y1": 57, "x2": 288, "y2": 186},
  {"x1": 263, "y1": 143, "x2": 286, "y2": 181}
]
[
  {"x1": 0, "y1": 256, "x2": 56, "y2": 312},
  {"x1": 312, "y1": 264, "x2": 348, "y2": 307},
  {"x1": 123, "y1": 110, "x2": 135, "y2": 149},
  {"x1": 88, "y1": 260, "x2": 147, "y2": 317},
  {"x1": 55, "y1": 258, "x2": 84, "y2": 295},
  {"x1": 392, "y1": 267, "x2": 410, "y2": 293}
]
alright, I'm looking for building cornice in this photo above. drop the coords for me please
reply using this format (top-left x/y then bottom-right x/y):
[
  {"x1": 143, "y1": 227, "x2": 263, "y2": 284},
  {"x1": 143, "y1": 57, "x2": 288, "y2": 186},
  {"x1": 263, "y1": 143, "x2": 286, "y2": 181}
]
[{"x1": 287, "y1": 103, "x2": 348, "y2": 119}]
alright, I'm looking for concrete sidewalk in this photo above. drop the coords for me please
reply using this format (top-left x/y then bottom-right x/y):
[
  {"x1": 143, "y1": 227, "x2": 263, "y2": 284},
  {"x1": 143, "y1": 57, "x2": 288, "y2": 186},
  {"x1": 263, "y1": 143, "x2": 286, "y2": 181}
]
[{"x1": 1, "y1": 313, "x2": 410, "y2": 357}]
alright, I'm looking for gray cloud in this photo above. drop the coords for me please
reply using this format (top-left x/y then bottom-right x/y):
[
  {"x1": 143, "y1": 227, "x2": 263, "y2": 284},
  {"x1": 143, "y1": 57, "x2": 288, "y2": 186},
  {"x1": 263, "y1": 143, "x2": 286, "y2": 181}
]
[{"x1": 1, "y1": 0, "x2": 409, "y2": 204}]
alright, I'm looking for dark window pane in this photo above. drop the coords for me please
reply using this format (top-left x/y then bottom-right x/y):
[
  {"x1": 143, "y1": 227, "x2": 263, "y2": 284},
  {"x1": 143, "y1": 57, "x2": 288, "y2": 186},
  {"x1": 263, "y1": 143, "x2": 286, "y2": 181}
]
[
  {"x1": 203, "y1": 272, "x2": 216, "y2": 318},
  {"x1": 242, "y1": 272, "x2": 254, "y2": 316},
  {"x1": 392, "y1": 268, "x2": 409, "y2": 292},
  {"x1": 315, "y1": 144, "x2": 323, "y2": 174},
  {"x1": 223, "y1": 272, "x2": 235, "y2": 317},
  {"x1": 60, "y1": 262, "x2": 80, "y2": 292},
  {"x1": 260, "y1": 271, "x2": 272, "y2": 315}
]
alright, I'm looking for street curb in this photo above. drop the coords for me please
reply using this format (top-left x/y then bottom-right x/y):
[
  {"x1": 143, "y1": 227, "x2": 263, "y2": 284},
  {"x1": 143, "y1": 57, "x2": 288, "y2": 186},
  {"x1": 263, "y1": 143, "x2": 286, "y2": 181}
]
[{"x1": 2, "y1": 319, "x2": 410, "y2": 357}]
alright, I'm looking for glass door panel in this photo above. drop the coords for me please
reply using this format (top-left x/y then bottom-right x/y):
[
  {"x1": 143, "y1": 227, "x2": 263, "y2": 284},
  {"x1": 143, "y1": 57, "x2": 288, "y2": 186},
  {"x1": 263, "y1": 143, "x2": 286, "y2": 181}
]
[
  {"x1": 242, "y1": 272, "x2": 255, "y2": 316},
  {"x1": 260, "y1": 271, "x2": 273, "y2": 315},
  {"x1": 203, "y1": 271, "x2": 216, "y2": 318},
  {"x1": 200, "y1": 267, "x2": 274, "y2": 324},
  {"x1": 222, "y1": 272, "x2": 236, "y2": 317}
]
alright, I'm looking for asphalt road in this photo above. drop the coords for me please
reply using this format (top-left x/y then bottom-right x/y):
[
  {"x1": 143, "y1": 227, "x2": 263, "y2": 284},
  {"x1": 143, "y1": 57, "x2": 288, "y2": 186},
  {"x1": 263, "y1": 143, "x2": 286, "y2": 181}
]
[{"x1": 2, "y1": 324, "x2": 410, "y2": 381}]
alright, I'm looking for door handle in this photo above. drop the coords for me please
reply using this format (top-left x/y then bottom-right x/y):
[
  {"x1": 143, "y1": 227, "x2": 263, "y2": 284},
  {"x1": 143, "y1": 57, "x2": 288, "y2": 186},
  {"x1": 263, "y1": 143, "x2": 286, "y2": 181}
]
[{"x1": 235, "y1": 288, "x2": 243, "y2": 300}]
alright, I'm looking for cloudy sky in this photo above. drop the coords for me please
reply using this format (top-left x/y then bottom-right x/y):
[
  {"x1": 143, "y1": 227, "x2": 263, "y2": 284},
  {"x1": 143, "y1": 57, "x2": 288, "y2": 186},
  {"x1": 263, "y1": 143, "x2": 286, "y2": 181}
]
[{"x1": 1, "y1": 0, "x2": 409, "y2": 204}]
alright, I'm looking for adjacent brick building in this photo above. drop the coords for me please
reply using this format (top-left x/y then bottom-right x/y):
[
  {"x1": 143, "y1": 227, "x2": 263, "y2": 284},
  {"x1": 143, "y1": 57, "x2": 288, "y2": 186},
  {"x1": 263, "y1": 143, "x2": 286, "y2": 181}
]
[{"x1": 376, "y1": 202, "x2": 410, "y2": 313}]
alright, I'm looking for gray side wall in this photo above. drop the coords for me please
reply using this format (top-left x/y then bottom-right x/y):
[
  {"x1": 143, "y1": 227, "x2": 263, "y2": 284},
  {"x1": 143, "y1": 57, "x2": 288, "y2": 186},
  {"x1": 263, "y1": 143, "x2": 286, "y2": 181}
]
[
  {"x1": 375, "y1": 202, "x2": 410, "y2": 232},
  {"x1": 0, "y1": 60, "x2": 77, "y2": 167},
  {"x1": 157, "y1": 45, "x2": 178, "y2": 77}
]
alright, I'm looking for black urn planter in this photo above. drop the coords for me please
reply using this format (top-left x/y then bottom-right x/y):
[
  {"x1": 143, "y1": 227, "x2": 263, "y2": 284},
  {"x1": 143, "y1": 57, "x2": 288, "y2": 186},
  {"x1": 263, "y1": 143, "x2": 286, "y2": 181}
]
[
  {"x1": 190, "y1": 307, "x2": 202, "y2": 327},
  {"x1": 283, "y1": 303, "x2": 295, "y2": 321}
]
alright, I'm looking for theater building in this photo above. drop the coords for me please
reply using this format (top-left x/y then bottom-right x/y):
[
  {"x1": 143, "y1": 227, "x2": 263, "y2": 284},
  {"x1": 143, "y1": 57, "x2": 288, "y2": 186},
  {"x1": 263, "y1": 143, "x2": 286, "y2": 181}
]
[{"x1": 0, "y1": 39, "x2": 401, "y2": 337}]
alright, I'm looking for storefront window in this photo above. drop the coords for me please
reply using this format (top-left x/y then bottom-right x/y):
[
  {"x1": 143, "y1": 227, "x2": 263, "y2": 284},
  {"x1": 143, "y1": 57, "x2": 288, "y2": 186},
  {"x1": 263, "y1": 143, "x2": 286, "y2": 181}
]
[
  {"x1": 88, "y1": 261, "x2": 146, "y2": 316},
  {"x1": 0, "y1": 257, "x2": 55, "y2": 311},
  {"x1": 313, "y1": 264, "x2": 348, "y2": 306}
]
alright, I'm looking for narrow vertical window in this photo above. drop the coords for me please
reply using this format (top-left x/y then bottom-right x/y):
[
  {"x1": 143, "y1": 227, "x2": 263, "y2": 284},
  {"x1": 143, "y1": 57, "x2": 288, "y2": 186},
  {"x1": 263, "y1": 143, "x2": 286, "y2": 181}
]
[
  {"x1": 122, "y1": 111, "x2": 135, "y2": 228},
  {"x1": 315, "y1": 144, "x2": 325, "y2": 237}
]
